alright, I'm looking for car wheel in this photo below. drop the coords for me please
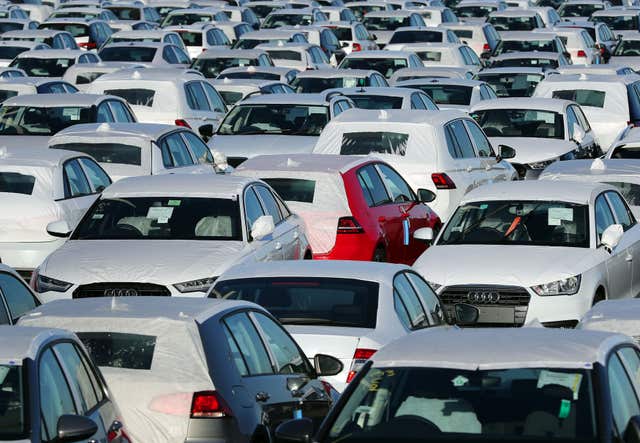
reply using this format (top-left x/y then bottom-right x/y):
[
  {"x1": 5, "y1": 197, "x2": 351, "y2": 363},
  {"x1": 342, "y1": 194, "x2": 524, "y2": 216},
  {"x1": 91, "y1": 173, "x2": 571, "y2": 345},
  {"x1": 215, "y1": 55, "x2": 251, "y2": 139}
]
[
  {"x1": 304, "y1": 250, "x2": 313, "y2": 260},
  {"x1": 373, "y1": 246, "x2": 386, "y2": 262},
  {"x1": 592, "y1": 290, "x2": 606, "y2": 306}
]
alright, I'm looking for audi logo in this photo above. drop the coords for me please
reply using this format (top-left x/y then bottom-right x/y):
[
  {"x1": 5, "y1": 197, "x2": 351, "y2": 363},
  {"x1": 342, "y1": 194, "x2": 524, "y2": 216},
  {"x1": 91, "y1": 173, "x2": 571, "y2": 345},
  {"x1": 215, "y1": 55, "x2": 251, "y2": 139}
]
[
  {"x1": 103, "y1": 289, "x2": 139, "y2": 297},
  {"x1": 467, "y1": 291, "x2": 500, "y2": 304}
]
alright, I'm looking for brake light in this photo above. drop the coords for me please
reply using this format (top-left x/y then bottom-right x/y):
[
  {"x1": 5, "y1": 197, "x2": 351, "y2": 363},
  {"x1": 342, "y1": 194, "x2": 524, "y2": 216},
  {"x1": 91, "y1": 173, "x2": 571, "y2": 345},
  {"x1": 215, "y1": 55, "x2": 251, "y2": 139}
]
[
  {"x1": 175, "y1": 119, "x2": 191, "y2": 128},
  {"x1": 337, "y1": 216, "x2": 364, "y2": 234},
  {"x1": 191, "y1": 391, "x2": 232, "y2": 418},
  {"x1": 79, "y1": 41, "x2": 96, "y2": 49},
  {"x1": 320, "y1": 380, "x2": 334, "y2": 397},
  {"x1": 352, "y1": 42, "x2": 362, "y2": 51},
  {"x1": 346, "y1": 348, "x2": 376, "y2": 383},
  {"x1": 483, "y1": 43, "x2": 490, "y2": 51},
  {"x1": 577, "y1": 50, "x2": 587, "y2": 58},
  {"x1": 431, "y1": 173, "x2": 456, "y2": 189}
]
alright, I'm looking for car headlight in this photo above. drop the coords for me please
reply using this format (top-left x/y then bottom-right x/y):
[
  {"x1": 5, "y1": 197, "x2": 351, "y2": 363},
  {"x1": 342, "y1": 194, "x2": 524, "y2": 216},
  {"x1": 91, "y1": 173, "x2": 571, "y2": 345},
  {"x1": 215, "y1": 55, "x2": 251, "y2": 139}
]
[
  {"x1": 528, "y1": 159, "x2": 555, "y2": 170},
  {"x1": 36, "y1": 274, "x2": 72, "y2": 293},
  {"x1": 426, "y1": 280, "x2": 442, "y2": 292},
  {"x1": 173, "y1": 277, "x2": 218, "y2": 293},
  {"x1": 531, "y1": 275, "x2": 581, "y2": 296}
]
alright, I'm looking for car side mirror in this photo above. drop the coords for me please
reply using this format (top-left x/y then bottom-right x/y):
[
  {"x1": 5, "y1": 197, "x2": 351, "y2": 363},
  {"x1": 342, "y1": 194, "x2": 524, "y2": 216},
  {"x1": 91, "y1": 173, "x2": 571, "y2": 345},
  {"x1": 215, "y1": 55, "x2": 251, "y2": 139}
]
[
  {"x1": 572, "y1": 123, "x2": 586, "y2": 145},
  {"x1": 498, "y1": 144, "x2": 516, "y2": 160},
  {"x1": 250, "y1": 215, "x2": 275, "y2": 240},
  {"x1": 198, "y1": 124, "x2": 214, "y2": 141},
  {"x1": 341, "y1": 41, "x2": 349, "y2": 47},
  {"x1": 314, "y1": 353, "x2": 343, "y2": 376},
  {"x1": 417, "y1": 188, "x2": 436, "y2": 203},
  {"x1": 563, "y1": 51, "x2": 571, "y2": 60},
  {"x1": 275, "y1": 417, "x2": 314, "y2": 443},
  {"x1": 46, "y1": 220, "x2": 71, "y2": 238},
  {"x1": 601, "y1": 223, "x2": 624, "y2": 252},
  {"x1": 56, "y1": 415, "x2": 98, "y2": 442},
  {"x1": 624, "y1": 415, "x2": 640, "y2": 443},
  {"x1": 480, "y1": 50, "x2": 491, "y2": 60},
  {"x1": 413, "y1": 227, "x2": 434, "y2": 243}
]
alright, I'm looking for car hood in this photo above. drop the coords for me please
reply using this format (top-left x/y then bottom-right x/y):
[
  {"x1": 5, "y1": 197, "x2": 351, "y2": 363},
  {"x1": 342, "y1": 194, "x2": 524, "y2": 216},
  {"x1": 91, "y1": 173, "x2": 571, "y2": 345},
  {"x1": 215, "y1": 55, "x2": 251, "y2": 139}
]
[
  {"x1": 610, "y1": 57, "x2": 640, "y2": 70},
  {"x1": 210, "y1": 134, "x2": 319, "y2": 158},
  {"x1": 0, "y1": 135, "x2": 50, "y2": 149},
  {"x1": 40, "y1": 239, "x2": 249, "y2": 284},
  {"x1": 488, "y1": 137, "x2": 575, "y2": 164},
  {"x1": 414, "y1": 244, "x2": 604, "y2": 287}
]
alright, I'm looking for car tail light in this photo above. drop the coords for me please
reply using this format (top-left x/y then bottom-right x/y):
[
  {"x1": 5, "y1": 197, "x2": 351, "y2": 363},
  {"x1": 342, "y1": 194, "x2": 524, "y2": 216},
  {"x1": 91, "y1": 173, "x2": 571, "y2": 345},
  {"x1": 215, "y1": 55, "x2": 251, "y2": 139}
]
[
  {"x1": 191, "y1": 391, "x2": 232, "y2": 418},
  {"x1": 483, "y1": 43, "x2": 490, "y2": 51},
  {"x1": 320, "y1": 380, "x2": 334, "y2": 397},
  {"x1": 337, "y1": 216, "x2": 364, "y2": 234},
  {"x1": 431, "y1": 173, "x2": 456, "y2": 190},
  {"x1": 79, "y1": 41, "x2": 96, "y2": 49},
  {"x1": 352, "y1": 42, "x2": 362, "y2": 51},
  {"x1": 107, "y1": 420, "x2": 131, "y2": 443},
  {"x1": 346, "y1": 348, "x2": 376, "y2": 383},
  {"x1": 175, "y1": 119, "x2": 191, "y2": 128},
  {"x1": 577, "y1": 50, "x2": 587, "y2": 58}
]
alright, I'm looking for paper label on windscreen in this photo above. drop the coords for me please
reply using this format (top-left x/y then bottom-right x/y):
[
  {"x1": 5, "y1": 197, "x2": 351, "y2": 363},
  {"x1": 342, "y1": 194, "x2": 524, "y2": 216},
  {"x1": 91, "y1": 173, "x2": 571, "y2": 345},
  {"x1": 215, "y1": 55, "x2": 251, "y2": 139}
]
[
  {"x1": 147, "y1": 207, "x2": 173, "y2": 220},
  {"x1": 537, "y1": 370, "x2": 582, "y2": 400},
  {"x1": 548, "y1": 207, "x2": 573, "y2": 226}
]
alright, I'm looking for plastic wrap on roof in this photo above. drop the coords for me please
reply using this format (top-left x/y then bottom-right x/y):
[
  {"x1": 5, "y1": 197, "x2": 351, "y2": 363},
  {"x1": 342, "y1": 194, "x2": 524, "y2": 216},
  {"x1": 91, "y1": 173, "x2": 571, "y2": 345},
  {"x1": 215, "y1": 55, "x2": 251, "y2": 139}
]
[{"x1": 579, "y1": 299, "x2": 640, "y2": 341}]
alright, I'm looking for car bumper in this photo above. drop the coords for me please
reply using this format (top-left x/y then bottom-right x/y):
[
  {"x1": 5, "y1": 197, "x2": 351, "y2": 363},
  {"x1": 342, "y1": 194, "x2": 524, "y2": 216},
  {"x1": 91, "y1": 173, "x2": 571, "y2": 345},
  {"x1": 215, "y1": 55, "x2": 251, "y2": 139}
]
[
  {"x1": 38, "y1": 283, "x2": 209, "y2": 303},
  {"x1": 185, "y1": 417, "x2": 245, "y2": 443},
  {"x1": 313, "y1": 236, "x2": 376, "y2": 261},
  {"x1": 0, "y1": 239, "x2": 64, "y2": 276}
]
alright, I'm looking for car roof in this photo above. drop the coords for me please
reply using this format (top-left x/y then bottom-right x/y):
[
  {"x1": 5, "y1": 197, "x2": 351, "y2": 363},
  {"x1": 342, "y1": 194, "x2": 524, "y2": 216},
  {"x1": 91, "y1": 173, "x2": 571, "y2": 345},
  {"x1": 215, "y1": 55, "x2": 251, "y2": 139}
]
[
  {"x1": 470, "y1": 97, "x2": 570, "y2": 112},
  {"x1": 397, "y1": 77, "x2": 484, "y2": 87},
  {"x1": 0, "y1": 325, "x2": 77, "y2": 364},
  {"x1": 52, "y1": 122, "x2": 180, "y2": 141},
  {"x1": 237, "y1": 153, "x2": 375, "y2": 175},
  {"x1": 363, "y1": 9, "x2": 418, "y2": 16},
  {"x1": 489, "y1": 8, "x2": 540, "y2": 16},
  {"x1": 0, "y1": 77, "x2": 69, "y2": 86},
  {"x1": 95, "y1": 67, "x2": 202, "y2": 82},
  {"x1": 239, "y1": 29, "x2": 305, "y2": 38},
  {"x1": 16, "y1": 49, "x2": 85, "y2": 59},
  {"x1": 257, "y1": 42, "x2": 314, "y2": 50},
  {"x1": 371, "y1": 327, "x2": 633, "y2": 370},
  {"x1": 295, "y1": 68, "x2": 378, "y2": 78},
  {"x1": 2, "y1": 93, "x2": 111, "y2": 107},
  {"x1": 537, "y1": 73, "x2": 639, "y2": 86},
  {"x1": 0, "y1": 146, "x2": 84, "y2": 167},
  {"x1": 102, "y1": 173, "x2": 255, "y2": 198},
  {"x1": 493, "y1": 51, "x2": 562, "y2": 60},
  {"x1": 329, "y1": 86, "x2": 421, "y2": 97},
  {"x1": 344, "y1": 50, "x2": 416, "y2": 58},
  {"x1": 21, "y1": 296, "x2": 261, "y2": 324},
  {"x1": 330, "y1": 108, "x2": 466, "y2": 125},
  {"x1": 219, "y1": 65, "x2": 296, "y2": 75},
  {"x1": 478, "y1": 67, "x2": 552, "y2": 74},
  {"x1": 238, "y1": 92, "x2": 334, "y2": 105},
  {"x1": 2, "y1": 29, "x2": 69, "y2": 37},
  {"x1": 0, "y1": 40, "x2": 48, "y2": 48},
  {"x1": 592, "y1": 8, "x2": 639, "y2": 15},
  {"x1": 218, "y1": 259, "x2": 410, "y2": 283},
  {"x1": 461, "y1": 179, "x2": 615, "y2": 205},
  {"x1": 500, "y1": 31, "x2": 556, "y2": 40},
  {"x1": 541, "y1": 159, "x2": 640, "y2": 182},
  {"x1": 111, "y1": 29, "x2": 178, "y2": 37},
  {"x1": 196, "y1": 48, "x2": 267, "y2": 59},
  {"x1": 101, "y1": 41, "x2": 171, "y2": 49}
]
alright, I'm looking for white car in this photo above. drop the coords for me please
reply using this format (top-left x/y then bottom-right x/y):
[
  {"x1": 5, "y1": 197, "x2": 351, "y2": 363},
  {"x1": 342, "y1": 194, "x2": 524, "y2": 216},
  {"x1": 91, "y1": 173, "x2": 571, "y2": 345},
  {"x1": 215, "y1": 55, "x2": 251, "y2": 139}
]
[
  {"x1": 540, "y1": 26, "x2": 602, "y2": 65},
  {"x1": 32, "y1": 174, "x2": 312, "y2": 301},
  {"x1": 487, "y1": 9, "x2": 545, "y2": 33},
  {"x1": 209, "y1": 77, "x2": 295, "y2": 104},
  {"x1": 391, "y1": 42, "x2": 482, "y2": 74},
  {"x1": 610, "y1": 33, "x2": 640, "y2": 71},
  {"x1": 454, "y1": 0, "x2": 507, "y2": 25},
  {"x1": 338, "y1": 50, "x2": 424, "y2": 78},
  {"x1": 446, "y1": 22, "x2": 502, "y2": 56},
  {"x1": 0, "y1": 41, "x2": 50, "y2": 68},
  {"x1": 48, "y1": 122, "x2": 219, "y2": 181},
  {"x1": 534, "y1": 74, "x2": 640, "y2": 151},
  {"x1": 161, "y1": 7, "x2": 230, "y2": 27},
  {"x1": 103, "y1": 29, "x2": 187, "y2": 51},
  {"x1": 313, "y1": 109, "x2": 517, "y2": 222},
  {"x1": 163, "y1": 23, "x2": 230, "y2": 58},
  {"x1": 291, "y1": 68, "x2": 389, "y2": 92},
  {"x1": 256, "y1": 42, "x2": 332, "y2": 70},
  {"x1": 396, "y1": 77, "x2": 497, "y2": 112},
  {"x1": 389, "y1": 66, "x2": 475, "y2": 83},
  {"x1": 98, "y1": 42, "x2": 191, "y2": 67},
  {"x1": 325, "y1": 86, "x2": 438, "y2": 109},
  {"x1": 490, "y1": 50, "x2": 571, "y2": 68},
  {"x1": 414, "y1": 180, "x2": 640, "y2": 327},
  {"x1": 191, "y1": 48, "x2": 274, "y2": 78},
  {"x1": 320, "y1": 21, "x2": 378, "y2": 54},
  {"x1": 61, "y1": 61, "x2": 143, "y2": 91},
  {"x1": 407, "y1": 6, "x2": 459, "y2": 27},
  {"x1": 231, "y1": 29, "x2": 309, "y2": 50},
  {"x1": 0, "y1": 78, "x2": 78, "y2": 100},
  {"x1": 470, "y1": 97, "x2": 600, "y2": 179},
  {"x1": 558, "y1": 0, "x2": 610, "y2": 21},
  {"x1": 9, "y1": 49, "x2": 100, "y2": 78},
  {"x1": 383, "y1": 26, "x2": 460, "y2": 51},
  {"x1": 0, "y1": 147, "x2": 111, "y2": 281},
  {"x1": 591, "y1": 9, "x2": 640, "y2": 38},
  {"x1": 211, "y1": 260, "x2": 446, "y2": 392},
  {"x1": 87, "y1": 68, "x2": 227, "y2": 140},
  {"x1": 217, "y1": 65, "x2": 299, "y2": 83},
  {"x1": 492, "y1": 31, "x2": 567, "y2": 58},
  {"x1": 608, "y1": 126, "x2": 640, "y2": 158},
  {"x1": 0, "y1": 29, "x2": 79, "y2": 50},
  {"x1": 360, "y1": 11, "x2": 426, "y2": 47},
  {"x1": 474, "y1": 67, "x2": 557, "y2": 97}
]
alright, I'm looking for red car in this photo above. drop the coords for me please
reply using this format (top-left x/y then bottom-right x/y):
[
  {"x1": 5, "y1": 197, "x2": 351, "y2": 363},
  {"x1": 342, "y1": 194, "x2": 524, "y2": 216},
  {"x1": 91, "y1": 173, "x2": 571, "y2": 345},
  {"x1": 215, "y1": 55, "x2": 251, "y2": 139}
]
[{"x1": 234, "y1": 154, "x2": 441, "y2": 264}]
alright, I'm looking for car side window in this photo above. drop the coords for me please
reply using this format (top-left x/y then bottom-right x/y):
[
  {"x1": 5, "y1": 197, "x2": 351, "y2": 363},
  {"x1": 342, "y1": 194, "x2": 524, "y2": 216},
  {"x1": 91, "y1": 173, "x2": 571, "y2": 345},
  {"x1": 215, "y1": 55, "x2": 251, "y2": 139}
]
[
  {"x1": 185, "y1": 82, "x2": 211, "y2": 111},
  {"x1": 0, "y1": 272, "x2": 38, "y2": 323},
  {"x1": 79, "y1": 158, "x2": 111, "y2": 192},
  {"x1": 608, "y1": 352, "x2": 640, "y2": 435},
  {"x1": 162, "y1": 46, "x2": 178, "y2": 63},
  {"x1": 375, "y1": 163, "x2": 415, "y2": 203},
  {"x1": 223, "y1": 312, "x2": 274, "y2": 375},
  {"x1": 573, "y1": 105, "x2": 591, "y2": 131},
  {"x1": 202, "y1": 82, "x2": 227, "y2": 113},
  {"x1": 595, "y1": 193, "x2": 616, "y2": 241},
  {"x1": 411, "y1": 93, "x2": 426, "y2": 109},
  {"x1": 406, "y1": 272, "x2": 445, "y2": 325},
  {"x1": 244, "y1": 187, "x2": 265, "y2": 232},
  {"x1": 254, "y1": 185, "x2": 283, "y2": 224},
  {"x1": 173, "y1": 46, "x2": 191, "y2": 64},
  {"x1": 357, "y1": 164, "x2": 391, "y2": 207},
  {"x1": 444, "y1": 124, "x2": 462, "y2": 158},
  {"x1": 619, "y1": 347, "x2": 640, "y2": 390},
  {"x1": 566, "y1": 105, "x2": 580, "y2": 139},
  {"x1": 181, "y1": 131, "x2": 213, "y2": 164},
  {"x1": 606, "y1": 191, "x2": 635, "y2": 231},
  {"x1": 159, "y1": 133, "x2": 194, "y2": 168},
  {"x1": 108, "y1": 100, "x2": 135, "y2": 122},
  {"x1": 96, "y1": 102, "x2": 114, "y2": 122},
  {"x1": 449, "y1": 119, "x2": 476, "y2": 158},
  {"x1": 63, "y1": 159, "x2": 92, "y2": 198},
  {"x1": 393, "y1": 273, "x2": 430, "y2": 329},
  {"x1": 465, "y1": 120, "x2": 494, "y2": 157},
  {"x1": 53, "y1": 343, "x2": 100, "y2": 413},
  {"x1": 39, "y1": 348, "x2": 77, "y2": 441},
  {"x1": 252, "y1": 312, "x2": 312, "y2": 375}
]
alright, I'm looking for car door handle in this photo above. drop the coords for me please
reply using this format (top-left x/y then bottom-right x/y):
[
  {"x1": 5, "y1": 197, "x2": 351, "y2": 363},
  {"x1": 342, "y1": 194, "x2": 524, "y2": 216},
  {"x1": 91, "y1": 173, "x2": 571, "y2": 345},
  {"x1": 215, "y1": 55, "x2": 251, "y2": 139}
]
[
  {"x1": 256, "y1": 391, "x2": 270, "y2": 402},
  {"x1": 626, "y1": 254, "x2": 634, "y2": 262},
  {"x1": 275, "y1": 242, "x2": 282, "y2": 250},
  {"x1": 466, "y1": 166, "x2": 473, "y2": 172}
]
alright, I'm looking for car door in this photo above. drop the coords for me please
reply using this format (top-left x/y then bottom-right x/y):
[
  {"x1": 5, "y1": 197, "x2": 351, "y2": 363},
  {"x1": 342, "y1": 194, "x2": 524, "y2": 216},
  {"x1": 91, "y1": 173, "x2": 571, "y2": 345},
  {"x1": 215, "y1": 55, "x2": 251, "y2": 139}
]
[
  {"x1": 254, "y1": 184, "x2": 298, "y2": 259},
  {"x1": 605, "y1": 190, "x2": 640, "y2": 297},
  {"x1": 184, "y1": 81, "x2": 217, "y2": 130},
  {"x1": 566, "y1": 104, "x2": 593, "y2": 158},
  {"x1": 595, "y1": 192, "x2": 631, "y2": 299},
  {"x1": 0, "y1": 270, "x2": 39, "y2": 324},
  {"x1": 244, "y1": 185, "x2": 282, "y2": 260},
  {"x1": 607, "y1": 350, "x2": 640, "y2": 439},
  {"x1": 571, "y1": 104, "x2": 599, "y2": 155},
  {"x1": 445, "y1": 119, "x2": 482, "y2": 192},
  {"x1": 464, "y1": 118, "x2": 513, "y2": 183},
  {"x1": 58, "y1": 158, "x2": 98, "y2": 227}
]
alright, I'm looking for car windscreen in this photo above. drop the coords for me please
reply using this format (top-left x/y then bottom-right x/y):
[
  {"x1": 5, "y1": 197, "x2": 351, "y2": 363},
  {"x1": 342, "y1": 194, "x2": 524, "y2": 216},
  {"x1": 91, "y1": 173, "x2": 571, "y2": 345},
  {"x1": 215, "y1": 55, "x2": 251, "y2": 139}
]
[
  {"x1": 495, "y1": 39, "x2": 555, "y2": 54},
  {"x1": 108, "y1": 7, "x2": 141, "y2": 20},
  {"x1": 0, "y1": 364, "x2": 26, "y2": 440},
  {"x1": 162, "y1": 13, "x2": 213, "y2": 26},
  {"x1": 614, "y1": 39, "x2": 640, "y2": 55},
  {"x1": 471, "y1": 108, "x2": 564, "y2": 138},
  {"x1": 0, "y1": 105, "x2": 91, "y2": 135},
  {"x1": 389, "y1": 30, "x2": 443, "y2": 44},
  {"x1": 328, "y1": 366, "x2": 596, "y2": 441},
  {"x1": 488, "y1": 15, "x2": 537, "y2": 31},
  {"x1": 104, "y1": 88, "x2": 155, "y2": 107},
  {"x1": 262, "y1": 13, "x2": 313, "y2": 28},
  {"x1": 439, "y1": 200, "x2": 589, "y2": 247},
  {"x1": 362, "y1": 16, "x2": 411, "y2": 31},
  {"x1": 0, "y1": 89, "x2": 18, "y2": 101},
  {"x1": 330, "y1": 26, "x2": 352, "y2": 40},
  {"x1": 217, "y1": 103, "x2": 329, "y2": 136},
  {"x1": 349, "y1": 5, "x2": 386, "y2": 20},
  {"x1": 75, "y1": 71, "x2": 105, "y2": 84},
  {"x1": 262, "y1": 177, "x2": 315, "y2": 202},
  {"x1": 250, "y1": 4, "x2": 282, "y2": 19},
  {"x1": 560, "y1": 3, "x2": 602, "y2": 16},
  {"x1": 348, "y1": 94, "x2": 404, "y2": 109},
  {"x1": 10, "y1": 57, "x2": 75, "y2": 77},
  {"x1": 592, "y1": 14, "x2": 638, "y2": 30},
  {"x1": 176, "y1": 30, "x2": 202, "y2": 46},
  {"x1": 99, "y1": 46, "x2": 157, "y2": 62},
  {"x1": 552, "y1": 89, "x2": 605, "y2": 108},
  {"x1": 72, "y1": 197, "x2": 242, "y2": 240},
  {"x1": 192, "y1": 56, "x2": 259, "y2": 77},
  {"x1": 341, "y1": 131, "x2": 409, "y2": 155},
  {"x1": 51, "y1": 142, "x2": 142, "y2": 166},
  {"x1": 477, "y1": 73, "x2": 543, "y2": 97},
  {"x1": 219, "y1": 90, "x2": 244, "y2": 105},
  {"x1": 0, "y1": 171, "x2": 35, "y2": 194},
  {"x1": 341, "y1": 57, "x2": 407, "y2": 78},
  {"x1": 610, "y1": 145, "x2": 640, "y2": 159},
  {"x1": 0, "y1": 45, "x2": 31, "y2": 60},
  {"x1": 456, "y1": 5, "x2": 497, "y2": 17},
  {"x1": 41, "y1": 23, "x2": 89, "y2": 37},
  {"x1": 0, "y1": 23, "x2": 24, "y2": 33},
  {"x1": 211, "y1": 277, "x2": 379, "y2": 327},
  {"x1": 111, "y1": 37, "x2": 162, "y2": 44},
  {"x1": 408, "y1": 84, "x2": 472, "y2": 105},
  {"x1": 492, "y1": 57, "x2": 558, "y2": 68},
  {"x1": 291, "y1": 76, "x2": 360, "y2": 92},
  {"x1": 265, "y1": 49, "x2": 302, "y2": 61},
  {"x1": 77, "y1": 332, "x2": 156, "y2": 369},
  {"x1": 218, "y1": 71, "x2": 280, "y2": 80}
]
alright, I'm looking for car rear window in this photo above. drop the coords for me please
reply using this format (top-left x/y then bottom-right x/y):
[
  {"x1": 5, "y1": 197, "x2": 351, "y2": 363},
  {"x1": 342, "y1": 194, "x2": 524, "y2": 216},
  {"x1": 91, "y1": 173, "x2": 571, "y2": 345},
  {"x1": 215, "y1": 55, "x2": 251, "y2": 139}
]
[
  {"x1": 42, "y1": 23, "x2": 89, "y2": 37},
  {"x1": 104, "y1": 88, "x2": 155, "y2": 107},
  {"x1": 99, "y1": 46, "x2": 157, "y2": 62},
  {"x1": 0, "y1": 172, "x2": 35, "y2": 194},
  {"x1": 0, "y1": 89, "x2": 17, "y2": 101},
  {"x1": 452, "y1": 29, "x2": 473, "y2": 39},
  {"x1": 0, "y1": 46, "x2": 30, "y2": 60},
  {"x1": 551, "y1": 89, "x2": 606, "y2": 108},
  {"x1": 177, "y1": 31, "x2": 202, "y2": 46},
  {"x1": 341, "y1": 131, "x2": 409, "y2": 155},
  {"x1": 262, "y1": 178, "x2": 315, "y2": 203},
  {"x1": 416, "y1": 51, "x2": 442, "y2": 62},
  {"x1": 348, "y1": 95, "x2": 404, "y2": 109},
  {"x1": 389, "y1": 30, "x2": 442, "y2": 44},
  {"x1": 265, "y1": 50, "x2": 302, "y2": 61},
  {"x1": 75, "y1": 71, "x2": 105, "y2": 85},
  {"x1": 77, "y1": 332, "x2": 156, "y2": 369},
  {"x1": 211, "y1": 277, "x2": 379, "y2": 328},
  {"x1": 410, "y1": 84, "x2": 473, "y2": 105},
  {"x1": 51, "y1": 142, "x2": 142, "y2": 166}
]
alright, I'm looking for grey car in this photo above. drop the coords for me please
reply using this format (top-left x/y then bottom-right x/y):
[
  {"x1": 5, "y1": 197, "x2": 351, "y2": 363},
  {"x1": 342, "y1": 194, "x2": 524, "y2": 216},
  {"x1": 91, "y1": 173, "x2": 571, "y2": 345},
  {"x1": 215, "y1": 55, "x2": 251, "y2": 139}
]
[{"x1": 0, "y1": 325, "x2": 127, "y2": 442}]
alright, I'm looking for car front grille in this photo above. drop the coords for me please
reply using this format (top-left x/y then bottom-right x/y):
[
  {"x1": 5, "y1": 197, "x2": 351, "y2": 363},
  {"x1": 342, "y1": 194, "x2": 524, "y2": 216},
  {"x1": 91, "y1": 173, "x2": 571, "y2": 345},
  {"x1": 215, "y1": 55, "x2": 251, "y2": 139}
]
[
  {"x1": 440, "y1": 284, "x2": 531, "y2": 326},
  {"x1": 73, "y1": 282, "x2": 171, "y2": 299}
]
